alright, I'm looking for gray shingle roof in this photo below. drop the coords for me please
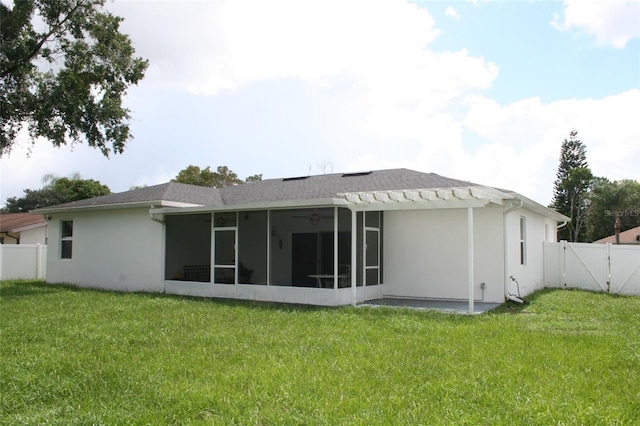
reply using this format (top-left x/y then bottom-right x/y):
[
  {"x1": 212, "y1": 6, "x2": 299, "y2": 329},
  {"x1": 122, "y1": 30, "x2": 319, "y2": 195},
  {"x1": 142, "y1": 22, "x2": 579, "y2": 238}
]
[
  {"x1": 37, "y1": 182, "x2": 224, "y2": 211},
  {"x1": 35, "y1": 169, "x2": 482, "y2": 212},
  {"x1": 220, "y1": 168, "x2": 477, "y2": 204}
]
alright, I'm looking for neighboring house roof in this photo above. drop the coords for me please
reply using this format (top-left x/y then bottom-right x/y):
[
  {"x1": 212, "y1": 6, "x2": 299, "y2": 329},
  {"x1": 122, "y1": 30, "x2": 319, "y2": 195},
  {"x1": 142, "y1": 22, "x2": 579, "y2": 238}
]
[
  {"x1": 594, "y1": 226, "x2": 640, "y2": 244},
  {"x1": 33, "y1": 168, "x2": 569, "y2": 222},
  {"x1": 0, "y1": 213, "x2": 47, "y2": 233}
]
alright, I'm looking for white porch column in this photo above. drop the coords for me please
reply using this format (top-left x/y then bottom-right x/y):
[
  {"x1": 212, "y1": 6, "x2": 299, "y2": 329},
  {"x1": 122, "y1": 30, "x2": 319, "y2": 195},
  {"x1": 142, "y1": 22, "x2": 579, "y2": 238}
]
[
  {"x1": 351, "y1": 209, "x2": 357, "y2": 306},
  {"x1": 468, "y1": 207, "x2": 474, "y2": 314},
  {"x1": 266, "y1": 210, "x2": 271, "y2": 286}
]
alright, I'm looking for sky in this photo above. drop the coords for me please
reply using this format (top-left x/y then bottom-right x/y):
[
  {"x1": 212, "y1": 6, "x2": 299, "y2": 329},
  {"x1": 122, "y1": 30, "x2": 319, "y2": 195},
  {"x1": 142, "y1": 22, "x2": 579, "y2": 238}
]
[{"x1": 1, "y1": 0, "x2": 639, "y2": 207}]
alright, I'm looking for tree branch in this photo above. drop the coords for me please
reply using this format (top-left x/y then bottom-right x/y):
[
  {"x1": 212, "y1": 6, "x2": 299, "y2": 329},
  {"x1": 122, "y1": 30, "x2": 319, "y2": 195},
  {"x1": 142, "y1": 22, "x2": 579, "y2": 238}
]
[{"x1": 0, "y1": 1, "x2": 87, "y2": 79}]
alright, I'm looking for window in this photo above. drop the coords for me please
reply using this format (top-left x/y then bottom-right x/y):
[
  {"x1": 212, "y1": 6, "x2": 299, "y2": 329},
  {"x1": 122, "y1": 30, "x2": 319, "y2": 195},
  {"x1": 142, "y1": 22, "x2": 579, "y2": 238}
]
[
  {"x1": 61, "y1": 220, "x2": 73, "y2": 259},
  {"x1": 519, "y1": 216, "x2": 526, "y2": 265}
]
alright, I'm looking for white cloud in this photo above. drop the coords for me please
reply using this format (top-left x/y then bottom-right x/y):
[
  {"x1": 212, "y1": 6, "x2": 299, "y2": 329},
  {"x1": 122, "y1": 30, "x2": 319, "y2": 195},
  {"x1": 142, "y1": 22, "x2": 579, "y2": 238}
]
[
  {"x1": 349, "y1": 89, "x2": 640, "y2": 205},
  {"x1": 413, "y1": 89, "x2": 640, "y2": 203},
  {"x1": 112, "y1": 0, "x2": 442, "y2": 95},
  {"x1": 552, "y1": 0, "x2": 640, "y2": 48},
  {"x1": 445, "y1": 6, "x2": 460, "y2": 20}
]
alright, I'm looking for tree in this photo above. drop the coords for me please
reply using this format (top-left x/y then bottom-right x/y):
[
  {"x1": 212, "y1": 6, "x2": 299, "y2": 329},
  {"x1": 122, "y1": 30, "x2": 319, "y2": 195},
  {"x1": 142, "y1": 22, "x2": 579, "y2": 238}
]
[
  {"x1": 173, "y1": 165, "x2": 262, "y2": 188},
  {"x1": 586, "y1": 178, "x2": 640, "y2": 241},
  {"x1": 2, "y1": 174, "x2": 110, "y2": 212},
  {"x1": 550, "y1": 130, "x2": 593, "y2": 241},
  {"x1": 563, "y1": 167, "x2": 593, "y2": 242},
  {"x1": 0, "y1": 0, "x2": 148, "y2": 157},
  {"x1": 245, "y1": 174, "x2": 263, "y2": 183}
]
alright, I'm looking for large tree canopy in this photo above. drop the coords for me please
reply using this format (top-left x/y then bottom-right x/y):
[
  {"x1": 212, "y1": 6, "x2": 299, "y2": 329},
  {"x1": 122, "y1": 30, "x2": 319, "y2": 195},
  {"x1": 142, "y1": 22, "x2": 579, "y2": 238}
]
[
  {"x1": 0, "y1": 0, "x2": 148, "y2": 157},
  {"x1": 586, "y1": 178, "x2": 640, "y2": 241},
  {"x1": 173, "y1": 165, "x2": 262, "y2": 188},
  {"x1": 2, "y1": 175, "x2": 110, "y2": 212}
]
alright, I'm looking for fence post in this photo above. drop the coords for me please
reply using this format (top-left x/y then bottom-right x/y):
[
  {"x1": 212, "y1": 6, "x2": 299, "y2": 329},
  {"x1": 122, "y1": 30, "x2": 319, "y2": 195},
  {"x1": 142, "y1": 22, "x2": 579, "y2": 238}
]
[
  {"x1": 35, "y1": 243, "x2": 40, "y2": 279},
  {"x1": 606, "y1": 243, "x2": 611, "y2": 293},
  {"x1": 561, "y1": 240, "x2": 567, "y2": 287}
]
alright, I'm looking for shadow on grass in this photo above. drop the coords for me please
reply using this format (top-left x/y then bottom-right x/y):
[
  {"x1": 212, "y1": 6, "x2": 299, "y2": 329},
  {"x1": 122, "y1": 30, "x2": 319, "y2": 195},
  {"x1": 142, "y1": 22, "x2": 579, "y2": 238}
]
[
  {"x1": 489, "y1": 287, "x2": 563, "y2": 315},
  {"x1": 1, "y1": 279, "x2": 343, "y2": 316},
  {"x1": 0, "y1": 280, "x2": 84, "y2": 299}
]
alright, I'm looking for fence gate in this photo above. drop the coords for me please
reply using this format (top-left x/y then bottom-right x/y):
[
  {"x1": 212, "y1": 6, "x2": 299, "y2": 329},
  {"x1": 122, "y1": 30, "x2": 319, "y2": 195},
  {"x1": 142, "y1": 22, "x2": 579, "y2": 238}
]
[{"x1": 544, "y1": 241, "x2": 640, "y2": 295}]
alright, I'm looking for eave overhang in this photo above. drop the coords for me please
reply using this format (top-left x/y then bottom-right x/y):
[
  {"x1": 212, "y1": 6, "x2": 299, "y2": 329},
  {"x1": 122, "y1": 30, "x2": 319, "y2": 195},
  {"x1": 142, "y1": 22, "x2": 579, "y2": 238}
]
[
  {"x1": 33, "y1": 200, "x2": 200, "y2": 215},
  {"x1": 10, "y1": 222, "x2": 48, "y2": 232},
  {"x1": 151, "y1": 198, "x2": 347, "y2": 216},
  {"x1": 502, "y1": 191, "x2": 571, "y2": 222}
]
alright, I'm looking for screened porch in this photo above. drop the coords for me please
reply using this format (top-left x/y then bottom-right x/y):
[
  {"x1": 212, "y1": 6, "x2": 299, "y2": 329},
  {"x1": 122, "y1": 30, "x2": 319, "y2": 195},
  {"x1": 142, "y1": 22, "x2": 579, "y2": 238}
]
[{"x1": 163, "y1": 207, "x2": 383, "y2": 291}]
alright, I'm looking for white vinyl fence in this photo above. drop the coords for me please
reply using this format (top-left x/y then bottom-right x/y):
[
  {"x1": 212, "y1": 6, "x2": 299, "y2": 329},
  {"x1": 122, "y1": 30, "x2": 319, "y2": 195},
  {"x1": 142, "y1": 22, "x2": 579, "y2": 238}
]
[
  {"x1": 544, "y1": 241, "x2": 640, "y2": 295},
  {"x1": 0, "y1": 244, "x2": 47, "y2": 280}
]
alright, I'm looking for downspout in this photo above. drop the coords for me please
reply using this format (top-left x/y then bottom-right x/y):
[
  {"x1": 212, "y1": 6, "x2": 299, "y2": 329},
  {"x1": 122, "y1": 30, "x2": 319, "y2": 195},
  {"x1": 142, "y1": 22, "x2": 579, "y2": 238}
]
[{"x1": 503, "y1": 198, "x2": 524, "y2": 302}]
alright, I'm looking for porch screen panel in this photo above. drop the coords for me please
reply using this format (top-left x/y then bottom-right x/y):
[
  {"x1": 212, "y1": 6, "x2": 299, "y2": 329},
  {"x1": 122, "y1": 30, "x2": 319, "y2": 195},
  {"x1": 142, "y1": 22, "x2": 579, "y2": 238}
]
[
  {"x1": 338, "y1": 208, "x2": 353, "y2": 288},
  {"x1": 269, "y1": 208, "x2": 335, "y2": 287},
  {"x1": 165, "y1": 214, "x2": 211, "y2": 282},
  {"x1": 366, "y1": 269, "x2": 379, "y2": 287},
  {"x1": 356, "y1": 212, "x2": 363, "y2": 286},
  {"x1": 238, "y1": 210, "x2": 267, "y2": 285},
  {"x1": 365, "y1": 211, "x2": 380, "y2": 228}
]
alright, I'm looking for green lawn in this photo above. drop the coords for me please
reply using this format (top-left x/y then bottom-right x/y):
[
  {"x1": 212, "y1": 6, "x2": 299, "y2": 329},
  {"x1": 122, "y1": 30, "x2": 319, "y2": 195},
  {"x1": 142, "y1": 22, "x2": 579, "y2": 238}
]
[{"x1": 1, "y1": 281, "x2": 639, "y2": 425}]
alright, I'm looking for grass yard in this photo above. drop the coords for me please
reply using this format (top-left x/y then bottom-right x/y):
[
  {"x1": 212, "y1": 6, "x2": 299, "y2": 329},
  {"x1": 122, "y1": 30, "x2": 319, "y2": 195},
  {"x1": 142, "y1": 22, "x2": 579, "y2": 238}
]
[{"x1": 1, "y1": 281, "x2": 639, "y2": 425}]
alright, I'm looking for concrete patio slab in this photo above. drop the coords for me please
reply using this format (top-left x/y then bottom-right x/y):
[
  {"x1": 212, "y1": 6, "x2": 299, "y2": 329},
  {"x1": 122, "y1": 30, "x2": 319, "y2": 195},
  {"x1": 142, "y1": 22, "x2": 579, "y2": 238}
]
[{"x1": 360, "y1": 298, "x2": 502, "y2": 314}]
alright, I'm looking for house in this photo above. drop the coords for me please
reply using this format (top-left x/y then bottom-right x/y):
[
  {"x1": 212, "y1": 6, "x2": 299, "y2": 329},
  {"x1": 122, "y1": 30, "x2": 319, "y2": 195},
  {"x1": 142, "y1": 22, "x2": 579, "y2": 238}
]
[
  {"x1": 594, "y1": 226, "x2": 640, "y2": 245},
  {"x1": 0, "y1": 213, "x2": 48, "y2": 245},
  {"x1": 34, "y1": 169, "x2": 569, "y2": 311}
]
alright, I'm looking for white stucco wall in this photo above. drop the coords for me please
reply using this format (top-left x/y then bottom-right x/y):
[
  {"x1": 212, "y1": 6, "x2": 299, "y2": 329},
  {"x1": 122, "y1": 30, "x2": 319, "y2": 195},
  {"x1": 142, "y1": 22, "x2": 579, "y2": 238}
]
[
  {"x1": 1, "y1": 225, "x2": 47, "y2": 244},
  {"x1": 382, "y1": 206, "x2": 505, "y2": 303},
  {"x1": 19, "y1": 225, "x2": 48, "y2": 245},
  {"x1": 46, "y1": 208, "x2": 164, "y2": 292},
  {"x1": 504, "y1": 209, "x2": 558, "y2": 297}
]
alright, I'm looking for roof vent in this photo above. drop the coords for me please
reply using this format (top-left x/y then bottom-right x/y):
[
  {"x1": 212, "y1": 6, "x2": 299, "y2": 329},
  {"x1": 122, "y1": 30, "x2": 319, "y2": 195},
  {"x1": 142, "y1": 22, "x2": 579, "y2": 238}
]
[
  {"x1": 282, "y1": 176, "x2": 309, "y2": 181},
  {"x1": 342, "y1": 171, "x2": 372, "y2": 178}
]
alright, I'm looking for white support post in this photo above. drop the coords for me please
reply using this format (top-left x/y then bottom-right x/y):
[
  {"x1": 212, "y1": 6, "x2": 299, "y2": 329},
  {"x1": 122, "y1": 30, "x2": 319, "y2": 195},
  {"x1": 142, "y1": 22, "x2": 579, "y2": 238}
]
[
  {"x1": 351, "y1": 209, "x2": 357, "y2": 306},
  {"x1": 468, "y1": 207, "x2": 474, "y2": 315},
  {"x1": 266, "y1": 210, "x2": 271, "y2": 286},
  {"x1": 334, "y1": 206, "x2": 339, "y2": 290}
]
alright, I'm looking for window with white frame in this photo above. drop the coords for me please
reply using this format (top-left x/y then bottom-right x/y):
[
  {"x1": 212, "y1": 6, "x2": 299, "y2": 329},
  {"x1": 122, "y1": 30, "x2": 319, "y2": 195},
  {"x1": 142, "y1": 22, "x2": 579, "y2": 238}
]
[
  {"x1": 519, "y1": 216, "x2": 526, "y2": 265},
  {"x1": 61, "y1": 220, "x2": 73, "y2": 259}
]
